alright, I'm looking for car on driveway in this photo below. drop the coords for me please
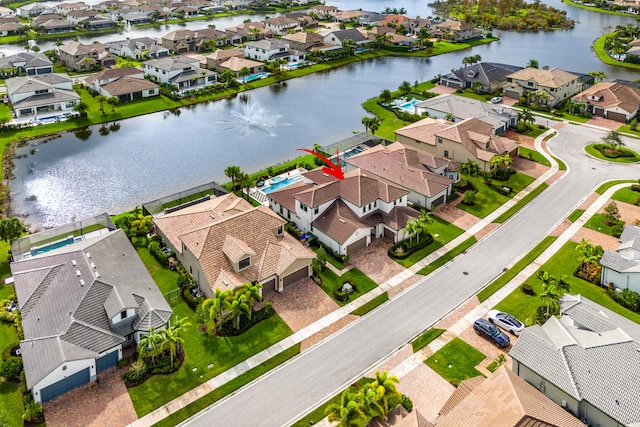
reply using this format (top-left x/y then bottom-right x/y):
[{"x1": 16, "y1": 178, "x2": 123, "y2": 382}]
[
  {"x1": 490, "y1": 96, "x2": 503, "y2": 104},
  {"x1": 473, "y1": 318, "x2": 510, "y2": 348},
  {"x1": 487, "y1": 310, "x2": 525, "y2": 335}
]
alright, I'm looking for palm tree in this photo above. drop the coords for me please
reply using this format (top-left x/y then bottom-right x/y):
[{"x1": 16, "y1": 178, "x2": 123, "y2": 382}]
[
  {"x1": 490, "y1": 154, "x2": 504, "y2": 171},
  {"x1": 202, "y1": 289, "x2": 233, "y2": 334},
  {"x1": 361, "y1": 116, "x2": 372, "y2": 133},
  {"x1": 238, "y1": 66, "x2": 251, "y2": 84},
  {"x1": 360, "y1": 382, "x2": 385, "y2": 420},
  {"x1": 398, "y1": 80, "x2": 412, "y2": 95},
  {"x1": 588, "y1": 70, "x2": 607, "y2": 82},
  {"x1": 161, "y1": 316, "x2": 191, "y2": 369},
  {"x1": 96, "y1": 94, "x2": 107, "y2": 113},
  {"x1": 413, "y1": 209, "x2": 432, "y2": 242},
  {"x1": 539, "y1": 280, "x2": 559, "y2": 317},
  {"x1": 137, "y1": 326, "x2": 163, "y2": 366},
  {"x1": 417, "y1": 27, "x2": 431, "y2": 47},
  {"x1": 238, "y1": 282, "x2": 262, "y2": 320},
  {"x1": 224, "y1": 292, "x2": 249, "y2": 331},
  {"x1": 500, "y1": 153, "x2": 513, "y2": 172},
  {"x1": 239, "y1": 172, "x2": 254, "y2": 201},
  {"x1": 224, "y1": 165, "x2": 241, "y2": 190},
  {"x1": 526, "y1": 58, "x2": 539, "y2": 68},
  {"x1": 404, "y1": 219, "x2": 418, "y2": 243},
  {"x1": 379, "y1": 89, "x2": 392, "y2": 104},
  {"x1": 371, "y1": 371, "x2": 402, "y2": 419},
  {"x1": 368, "y1": 117, "x2": 380, "y2": 135},
  {"x1": 325, "y1": 389, "x2": 366, "y2": 427},
  {"x1": 107, "y1": 96, "x2": 119, "y2": 113},
  {"x1": 72, "y1": 101, "x2": 89, "y2": 117},
  {"x1": 341, "y1": 38, "x2": 357, "y2": 55}
]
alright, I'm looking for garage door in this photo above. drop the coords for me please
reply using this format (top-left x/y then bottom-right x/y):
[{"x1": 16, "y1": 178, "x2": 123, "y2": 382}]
[
  {"x1": 346, "y1": 236, "x2": 367, "y2": 255},
  {"x1": 282, "y1": 266, "x2": 309, "y2": 288},
  {"x1": 96, "y1": 350, "x2": 118, "y2": 372},
  {"x1": 41, "y1": 367, "x2": 90, "y2": 403},
  {"x1": 383, "y1": 227, "x2": 395, "y2": 241},
  {"x1": 504, "y1": 89, "x2": 520, "y2": 100},
  {"x1": 261, "y1": 278, "x2": 277, "y2": 296},
  {"x1": 607, "y1": 111, "x2": 627, "y2": 123}
]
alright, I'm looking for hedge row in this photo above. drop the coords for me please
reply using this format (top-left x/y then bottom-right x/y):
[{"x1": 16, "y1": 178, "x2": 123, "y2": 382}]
[{"x1": 388, "y1": 233, "x2": 434, "y2": 259}]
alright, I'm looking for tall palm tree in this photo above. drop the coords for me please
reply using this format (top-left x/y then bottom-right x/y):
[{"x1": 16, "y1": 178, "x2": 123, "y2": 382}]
[
  {"x1": 360, "y1": 382, "x2": 385, "y2": 420},
  {"x1": 201, "y1": 289, "x2": 233, "y2": 334},
  {"x1": 379, "y1": 89, "x2": 392, "y2": 104},
  {"x1": 398, "y1": 80, "x2": 412, "y2": 95},
  {"x1": 371, "y1": 371, "x2": 402, "y2": 419},
  {"x1": 106, "y1": 96, "x2": 119, "y2": 113},
  {"x1": 96, "y1": 95, "x2": 107, "y2": 113},
  {"x1": 361, "y1": 116, "x2": 372, "y2": 133},
  {"x1": 224, "y1": 292, "x2": 250, "y2": 331},
  {"x1": 325, "y1": 389, "x2": 366, "y2": 427},
  {"x1": 540, "y1": 281, "x2": 559, "y2": 317},
  {"x1": 161, "y1": 316, "x2": 191, "y2": 369},
  {"x1": 368, "y1": 117, "x2": 380, "y2": 135},
  {"x1": 588, "y1": 70, "x2": 607, "y2": 82},
  {"x1": 500, "y1": 153, "x2": 513, "y2": 172},
  {"x1": 238, "y1": 282, "x2": 262, "y2": 320},
  {"x1": 224, "y1": 165, "x2": 241, "y2": 190},
  {"x1": 417, "y1": 27, "x2": 431, "y2": 47},
  {"x1": 490, "y1": 154, "x2": 503, "y2": 171},
  {"x1": 404, "y1": 219, "x2": 418, "y2": 243},
  {"x1": 137, "y1": 326, "x2": 163, "y2": 366},
  {"x1": 238, "y1": 66, "x2": 251, "y2": 84}
]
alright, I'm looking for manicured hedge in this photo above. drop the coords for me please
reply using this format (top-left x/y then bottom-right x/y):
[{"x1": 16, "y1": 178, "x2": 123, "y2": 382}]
[
  {"x1": 593, "y1": 144, "x2": 636, "y2": 158},
  {"x1": 388, "y1": 234, "x2": 434, "y2": 259}
]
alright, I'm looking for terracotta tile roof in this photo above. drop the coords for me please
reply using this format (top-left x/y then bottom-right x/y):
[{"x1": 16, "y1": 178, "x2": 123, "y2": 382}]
[
  {"x1": 301, "y1": 168, "x2": 340, "y2": 185},
  {"x1": 439, "y1": 375, "x2": 485, "y2": 415},
  {"x1": 345, "y1": 143, "x2": 454, "y2": 197},
  {"x1": 436, "y1": 366, "x2": 585, "y2": 427},
  {"x1": 311, "y1": 199, "x2": 369, "y2": 244},
  {"x1": 205, "y1": 48, "x2": 244, "y2": 61},
  {"x1": 101, "y1": 76, "x2": 158, "y2": 96},
  {"x1": 282, "y1": 31, "x2": 323, "y2": 43},
  {"x1": 154, "y1": 194, "x2": 314, "y2": 292},
  {"x1": 572, "y1": 82, "x2": 640, "y2": 114},
  {"x1": 507, "y1": 67, "x2": 578, "y2": 89},
  {"x1": 267, "y1": 181, "x2": 315, "y2": 212},
  {"x1": 395, "y1": 117, "x2": 453, "y2": 145},
  {"x1": 218, "y1": 56, "x2": 264, "y2": 72},
  {"x1": 435, "y1": 118, "x2": 519, "y2": 161}
]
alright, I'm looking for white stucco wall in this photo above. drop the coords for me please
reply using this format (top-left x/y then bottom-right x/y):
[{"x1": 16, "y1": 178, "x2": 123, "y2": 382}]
[
  {"x1": 601, "y1": 267, "x2": 640, "y2": 294},
  {"x1": 32, "y1": 358, "x2": 95, "y2": 404}
]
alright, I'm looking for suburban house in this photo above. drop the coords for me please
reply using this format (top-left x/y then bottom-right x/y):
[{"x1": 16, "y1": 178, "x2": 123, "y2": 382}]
[
  {"x1": 282, "y1": 31, "x2": 324, "y2": 52},
  {"x1": 54, "y1": 2, "x2": 90, "y2": 15},
  {"x1": 435, "y1": 20, "x2": 480, "y2": 41},
  {"x1": 203, "y1": 48, "x2": 244, "y2": 69},
  {"x1": 600, "y1": 224, "x2": 640, "y2": 292},
  {"x1": 308, "y1": 4, "x2": 338, "y2": 18},
  {"x1": 282, "y1": 12, "x2": 317, "y2": 28},
  {"x1": 510, "y1": 294, "x2": 640, "y2": 427},
  {"x1": 395, "y1": 117, "x2": 519, "y2": 171},
  {"x1": 161, "y1": 28, "x2": 225, "y2": 53},
  {"x1": 120, "y1": 12, "x2": 152, "y2": 26},
  {"x1": 0, "y1": 6, "x2": 13, "y2": 16},
  {"x1": 367, "y1": 27, "x2": 417, "y2": 47},
  {"x1": 407, "y1": 18, "x2": 439, "y2": 35},
  {"x1": 11, "y1": 224, "x2": 172, "y2": 404},
  {"x1": 153, "y1": 193, "x2": 315, "y2": 298},
  {"x1": 503, "y1": 67, "x2": 582, "y2": 108},
  {"x1": 85, "y1": 67, "x2": 159, "y2": 103},
  {"x1": 439, "y1": 62, "x2": 524, "y2": 92},
  {"x1": 143, "y1": 55, "x2": 216, "y2": 92},
  {"x1": 267, "y1": 168, "x2": 419, "y2": 256},
  {"x1": 225, "y1": 22, "x2": 272, "y2": 44},
  {"x1": 59, "y1": 41, "x2": 117, "y2": 71},
  {"x1": 106, "y1": 37, "x2": 169, "y2": 60},
  {"x1": 16, "y1": 3, "x2": 54, "y2": 17},
  {"x1": 415, "y1": 94, "x2": 519, "y2": 134},
  {"x1": 0, "y1": 21, "x2": 22, "y2": 36},
  {"x1": 343, "y1": 142, "x2": 457, "y2": 209},
  {"x1": 82, "y1": 17, "x2": 117, "y2": 30},
  {"x1": 333, "y1": 9, "x2": 368, "y2": 23},
  {"x1": 323, "y1": 28, "x2": 370, "y2": 47},
  {"x1": 66, "y1": 9, "x2": 99, "y2": 25},
  {"x1": 572, "y1": 81, "x2": 640, "y2": 122},
  {"x1": 434, "y1": 366, "x2": 584, "y2": 427},
  {"x1": 0, "y1": 52, "x2": 53, "y2": 77},
  {"x1": 38, "y1": 19, "x2": 76, "y2": 34},
  {"x1": 244, "y1": 39, "x2": 304, "y2": 63},
  {"x1": 216, "y1": 56, "x2": 263, "y2": 77},
  {"x1": 261, "y1": 16, "x2": 300, "y2": 35},
  {"x1": 31, "y1": 13, "x2": 64, "y2": 27},
  {"x1": 6, "y1": 73, "x2": 80, "y2": 118}
]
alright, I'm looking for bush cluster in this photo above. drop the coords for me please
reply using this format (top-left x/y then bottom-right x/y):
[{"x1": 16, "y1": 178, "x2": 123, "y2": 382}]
[
  {"x1": 181, "y1": 284, "x2": 203, "y2": 310},
  {"x1": 609, "y1": 287, "x2": 640, "y2": 312},
  {"x1": 333, "y1": 279, "x2": 358, "y2": 301},
  {"x1": 388, "y1": 234, "x2": 434, "y2": 259},
  {"x1": 593, "y1": 144, "x2": 635, "y2": 158},
  {"x1": 217, "y1": 303, "x2": 275, "y2": 336},
  {"x1": 148, "y1": 240, "x2": 173, "y2": 265}
]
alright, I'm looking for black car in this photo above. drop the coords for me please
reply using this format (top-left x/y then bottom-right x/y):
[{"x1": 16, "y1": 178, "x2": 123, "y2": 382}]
[{"x1": 473, "y1": 318, "x2": 510, "y2": 348}]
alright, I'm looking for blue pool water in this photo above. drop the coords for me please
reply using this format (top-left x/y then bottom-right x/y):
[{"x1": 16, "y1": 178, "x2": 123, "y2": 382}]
[
  {"x1": 261, "y1": 175, "x2": 303, "y2": 194},
  {"x1": 31, "y1": 236, "x2": 82, "y2": 256},
  {"x1": 244, "y1": 72, "x2": 270, "y2": 82},
  {"x1": 398, "y1": 99, "x2": 420, "y2": 111}
]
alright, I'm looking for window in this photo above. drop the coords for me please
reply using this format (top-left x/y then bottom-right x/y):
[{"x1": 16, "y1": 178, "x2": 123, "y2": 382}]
[
  {"x1": 239, "y1": 257, "x2": 251, "y2": 270},
  {"x1": 189, "y1": 265, "x2": 192, "y2": 274},
  {"x1": 437, "y1": 136, "x2": 443, "y2": 144},
  {"x1": 121, "y1": 310, "x2": 127, "y2": 320},
  {"x1": 277, "y1": 225, "x2": 283, "y2": 235},
  {"x1": 444, "y1": 150, "x2": 449, "y2": 158},
  {"x1": 148, "y1": 89, "x2": 155, "y2": 94},
  {"x1": 314, "y1": 206, "x2": 319, "y2": 214},
  {"x1": 279, "y1": 205, "x2": 283, "y2": 215}
]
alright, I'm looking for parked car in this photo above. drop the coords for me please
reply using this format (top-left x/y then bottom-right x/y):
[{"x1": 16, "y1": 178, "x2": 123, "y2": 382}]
[
  {"x1": 491, "y1": 96, "x2": 502, "y2": 104},
  {"x1": 487, "y1": 310, "x2": 525, "y2": 335},
  {"x1": 473, "y1": 318, "x2": 510, "y2": 348}
]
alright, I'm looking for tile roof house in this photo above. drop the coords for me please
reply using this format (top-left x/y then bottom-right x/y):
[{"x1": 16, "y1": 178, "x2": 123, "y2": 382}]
[
  {"x1": 439, "y1": 62, "x2": 524, "y2": 92},
  {"x1": 12, "y1": 227, "x2": 172, "y2": 404},
  {"x1": 143, "y1": 55, "x2": 216, "y2": 93},
  {"x1": 415, "y1": 94, "x2": 519, "y2": 134},
  {"x1": 225, "y1": 22, "x2": 272, "y2": 44},
  {"x1": 59, "y1": 41, "x2": 117, "y2": 71},
  {"x1": 282, "y1": 31, "x2": 324, "y2": 52},
  {"x1": 161, "y1": 28, "x2": 225, "y2": 53},
  {"x1": 343, "y1": 142, "x2": 457, "y2": 209},
  {"x1": 6, "y1": 73, "x2": 80, "y2": 118},
  {"x1": 510, "y1": 294, "x2": 640, "y2": 427},
  {"x1": 38, "y1": 19, "x2": 76, "y2": 34},
  {"x1": 396, "y1": 117, "x2": 519, "y2": 171},
  {"x1": 0, "y1": 52, "x2": 53, "y2": 77},
  {"x1": 267, "y1": 168, "x2": 419, "y2": 256},
  {"x1": 572, "y1": 82, "x2": 640, "y2": 123},
  {"x1": 216, "y1": 56, "x2": 264, "y2": 76},
  {"x1": 323, "y1": 28, "x2": 370, "y2": 47},
  {"x1": 600, "y1": 224, "x2": 640, "y2": 293},
  {"x1": 154, "y1": 193, "x2": 315, "y2": 297},
  {"x1": 435, "y1": 366, "x2": 584, "y2": 427},
  {"x1": 203, "y1": 48, "x2": 244, "y2": 69},
  {"x1": 106, "y1": 37, "x2": 169, "y2": 60},
  {"x1": 16, "y1": 2, "x2": 54, "y2": 17},
  {"x1": 504, "y1": 67, "x2": 581, "y2": 108},
  {"x1": 434, "y1": 19, "x2": 480, "y2": 42},
  {"x1": 244, "y1": 38, "x2": 305, "y2": 63},
  {"x1": 261, "y1": 16, "x2": 300, "y2": 36}
]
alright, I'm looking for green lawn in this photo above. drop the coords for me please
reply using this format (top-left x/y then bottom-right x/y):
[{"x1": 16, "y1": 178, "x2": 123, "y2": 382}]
[
  {"x1": 596, "y1": 180, "x2": 636, "y2": 194},
  {"x1": 154, "y1": 344, "x2": 300, "y2": 427},
  {"x1": 594, "y1": 34, "x2": 640, "y2": 70},
  {"x1": 584, "y1": 144, "x2": 640, "y2": 163},
  {"x1": 425, "y1": 338, "x2": 486, "y2": 386},
  {"x1": 456, "y1": 173, "x2": 536, "y2": 218},
  {"x1": 129, "y1": 247, "x2": 294, "y2": 417},
  {"x1": 553, "y1": 157, "x2": 567, "y2": 171},
  {"x1": 583, "y1": 213, "x2": 624, "y2": 237},
  {"x1": 567, "y1": 209, "x2": 585, "y2": 223},
  {"x1": 417, "y1": 237, "x2": 477, "y2": 276},
  {"x1": 361, "y1": 97, "x2": 416, "y2": 141},
  {"x1": 395, "y1": 216, "x2": 464, "y2": 268},
  {"x1": 319, "y1": 267, "x2": 379, "y2": 307},
  {"x1": 618, "y1": 125, "x2": 640, "y2": 138},
  {"x1": 611, "y1": 186, "x2": 639, "y2": 205},
  {"x1": 521, "y1": 125, "x2": 549, "y2": 139},
  {"x1": 493, "y1": 183, "x2": 548, "y2": 223},
  {"x1": 493, "y1": 241, "x2": 640, "y2": 325},
  {"x1": 564, "y1": 0, "x2": 634, "y2": 15},
  {"x1": 351, "y1": 292, "x2": 388, "y2": 316},
  {"x1": 0, "y1": 381, "x2": 22, "y2": 427},
  {"x1": 411, "y1": 328, "x2": 445, "y2": 352},
  {"x1": 518, "y1": 147, "x2": 551, "y2": 167},
  {"x1": 453, "y1": 89, "x2": 493, "y2": 102}
]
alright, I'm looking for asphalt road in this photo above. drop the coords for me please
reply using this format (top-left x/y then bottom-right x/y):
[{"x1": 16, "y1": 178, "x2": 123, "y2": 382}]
[{"x1": 183, "y1": 124, "x2": 640, "y2": 427}]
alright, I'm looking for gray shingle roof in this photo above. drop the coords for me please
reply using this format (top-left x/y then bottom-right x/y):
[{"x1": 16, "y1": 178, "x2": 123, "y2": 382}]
[
  {"x1": 61, "y1": 321, "x2": 124, "y2": 354},
  {"x1": 600, "y1": 249, "x2": 640, "y2": 273},
  {"x1": 510, "y1": 295, "x2": 640, "y2": 425}
]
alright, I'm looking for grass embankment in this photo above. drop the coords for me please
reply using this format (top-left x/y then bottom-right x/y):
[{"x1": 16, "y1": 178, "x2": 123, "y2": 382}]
[
  {"x1": 411, "y1": 328, "x2": 445, "y2": 352},
  {"x1": 567, "y1": 209, "x2": 585, "y2": 223},
  {"x1": 0, "y1": 280, "x2": 21, "y2": 426},
  {"x1": 611, "y1": 186, "x2": 639, "y2": 205},
  {"x1": 130, "y1": 247, "x2": 295, "y2": 417},
  {"x1": 351, "y1": 292, "x2": 389, "y2": 316},
  {"x1": 596, "y1": 180, "x2": 635, "y2": 194},
  {"x1": 519, "y1": 147, "x2": 551, "y2": 167},
  {"x1": 583, "y1": 213, "x2": 623, "y2": 237},
  {"x1": 425, "y1": 338, "x2": 485, "y2": 386},
  {"x1": 593, "y1": 34, "x2": 640, "y2": 70},
  {"x1": 477, "y1": 236, "x2": 557, "y2": 302},
  {"x1": 493, "y1": 241, "x2": 640, "y2": 325},
  {"x1": 564, "y1": 0, "x2": 635, "y2": 15}
]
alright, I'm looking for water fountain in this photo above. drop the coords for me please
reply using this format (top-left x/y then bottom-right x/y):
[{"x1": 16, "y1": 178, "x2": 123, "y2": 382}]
[{"x1": 215, "y1": 98, "x2": 290, "y2": 138}]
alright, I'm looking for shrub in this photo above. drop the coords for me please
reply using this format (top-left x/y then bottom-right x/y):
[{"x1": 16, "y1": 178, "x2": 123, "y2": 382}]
[
  {"x1": 1, "y1": 356, "x2": 22, "y2": 382},
  {"x1": 612, "y1": 224, "x2": 623, "y2": 238},
  {"x1": 181, "y1": 284, "x2": 203, "y2": 310},
  {"x1": 217, "y1": 303, "x2": 275, "y2": 336},
  {"x1": 388, "y1": 234, "x2": 434, "y2": 259},
  {"x1": 0, "y1": 310, "x2": 13, "y2": 322},
  {"x1": 176, "y1": 275, "x2": 191, "y2": 288},
  {"x1": 122, "y1": 360, "x2": 148, "y2": 387},
  {"x1": 401, "y1": 394, "x2": 413, "y2": 413},
  {"x1": 631, "y1": 184, "x2": 640, "y2": 192},
  {"x1": 609, "y1": 287, "x2": 640, "y2": 312},
  {"x1": 535, "y1": 304, "x2": 559, "y2": 325},
  {"x1": 148, "y1": 241, "x2": 169, "y2": 265},
  {"x1": 117, "y1": 358, "x2": 129, "y2": 369},
  {"x1": 22, "y1": 401, "x2": 43, "y2": 424},
  {"x1": 521, "y1": 284, "x2": 534, "y2": 295},
  {"x1": 2, "y1": 341, "x2": 18, "y2": 361},
  {"x1": 492, "y1": 168, "x2": 515, "y2": 181},
  {"x1": 333, "y1": 279, "x2": 357, "y2": 301},
  {"x1": 20, "y1": 370, "x2": 27, "y2": 395}
]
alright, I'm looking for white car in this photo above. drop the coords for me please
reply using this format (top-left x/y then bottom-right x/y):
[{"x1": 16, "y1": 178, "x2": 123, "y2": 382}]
[
  {"x1": 490, "y1": 96, "x2": 503, "y2": 104},
  {"x1": 487, "y1": 310, "x2": 525, "y2": 335}
]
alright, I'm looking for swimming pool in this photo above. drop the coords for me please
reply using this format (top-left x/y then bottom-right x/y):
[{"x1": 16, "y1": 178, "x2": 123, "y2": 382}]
[
  {"x1": 244, "y1": 72, "x2": 271, "y2": 83},
  {"x1": 398, "y1": 99, "x2": 421, "y2": 112},
  {"x1": 261, "y1": 175, "x2": 303, "y2": 194}
]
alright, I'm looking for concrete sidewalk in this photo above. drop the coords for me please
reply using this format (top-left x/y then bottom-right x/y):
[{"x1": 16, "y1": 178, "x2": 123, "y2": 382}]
[{"x1": 129, "y1": 128, "x2": 569, "y2": 427}]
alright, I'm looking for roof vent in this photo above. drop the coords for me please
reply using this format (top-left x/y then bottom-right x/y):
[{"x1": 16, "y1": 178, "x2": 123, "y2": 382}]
[
  {"x1": 79, "y1": 279, "x2": 85, "y2": 287},
  {"x1": 86, "y1": 252, "x2": 91, "y2": 259},
  {"x1": 339, "y1": 218, "x2": 345, "y2": 223},
  {"x1": 71, "y1": 259, "x2": 77, "y2": 266},
  {"x1": 36, "y1": 317, "x2": 40, "y2": 322},
  {"x1": 95, "y1": 271, "x2": 100, "y2": 278},
  {"x1": 75, "y1": 269, "x2": 81, "y2": 277},
  {"x1": 90, "y1": 262, "x2": 96, "y2": 269}
]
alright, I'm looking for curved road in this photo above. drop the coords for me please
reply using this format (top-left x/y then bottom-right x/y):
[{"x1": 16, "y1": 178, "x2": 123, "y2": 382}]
[{"x1": 183, "y1": 124, "x2": 640, "y2": 427}]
